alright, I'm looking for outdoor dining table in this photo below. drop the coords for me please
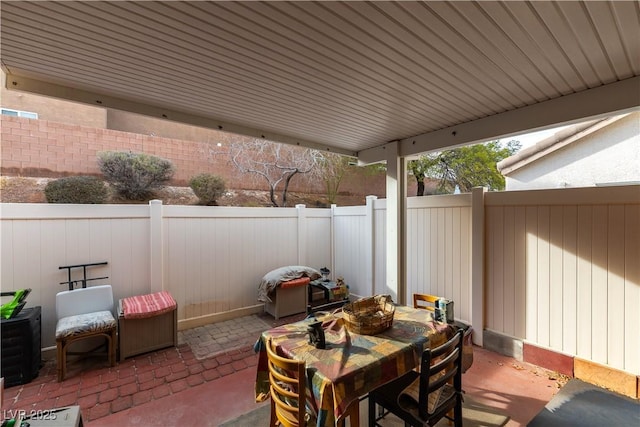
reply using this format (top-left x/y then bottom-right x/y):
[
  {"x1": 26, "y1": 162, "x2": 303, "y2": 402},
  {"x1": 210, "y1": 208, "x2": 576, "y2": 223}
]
[{"x1": 254, "y1": 304, "x2": 460, "y2": 426}]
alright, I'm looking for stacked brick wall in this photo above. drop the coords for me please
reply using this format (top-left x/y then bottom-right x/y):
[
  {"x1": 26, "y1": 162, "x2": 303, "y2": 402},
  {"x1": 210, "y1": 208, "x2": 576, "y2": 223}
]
[{"x1": 0, "y1": 116, "x2": 386, "y2": 196}]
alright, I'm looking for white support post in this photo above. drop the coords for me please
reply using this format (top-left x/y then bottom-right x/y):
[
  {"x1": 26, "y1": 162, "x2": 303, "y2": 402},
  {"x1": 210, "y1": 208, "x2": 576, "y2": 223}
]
[
  {"x1": 149, "y1": 199, "x2": 163, "y2": 293},
  {"x1": 330, "y1": 203, "x2": 337, "y2": 279},
  {"x1": 384, "y1": 141, "x2": 407, "y2": 304},
  {"x1": 365, "y1": 195, "x2": 377, "y2": 296},
  {"x1": 399, "y1": 158, "x2": 407, "y2": 305},
  {"x1": 471, "y1": 187, "x2": 487, "y2": 346}
]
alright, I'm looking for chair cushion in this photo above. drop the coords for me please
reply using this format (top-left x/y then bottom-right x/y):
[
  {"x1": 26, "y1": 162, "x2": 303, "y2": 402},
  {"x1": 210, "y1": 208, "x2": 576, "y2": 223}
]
[
  {"x1": 56, "y1": 310, "x2": 116, "y2": 339},
  {"x1": 121, "y1": 291, "x2": 177, "y2": 319},
  {"x1": 399, "y1": 376, "x2": 452, "y2": 415},
  {"x1": 258, "y1": 266, "x2": 322, "y2": 302},
  {"x1": 280, "y1": 277, "x2": 311, "y2": 289}
]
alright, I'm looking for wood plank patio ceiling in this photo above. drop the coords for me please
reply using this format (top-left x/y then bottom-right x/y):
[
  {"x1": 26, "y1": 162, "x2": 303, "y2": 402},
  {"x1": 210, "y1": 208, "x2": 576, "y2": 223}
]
[{"x1": 1, "y1": 1, "x2": 639, "y2": 161}]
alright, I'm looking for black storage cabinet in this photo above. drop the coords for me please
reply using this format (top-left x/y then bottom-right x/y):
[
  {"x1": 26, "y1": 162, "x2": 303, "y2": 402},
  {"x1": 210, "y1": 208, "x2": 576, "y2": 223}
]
[{"x1": 1, "y1": 306, "x2": 42, "y2": 387}]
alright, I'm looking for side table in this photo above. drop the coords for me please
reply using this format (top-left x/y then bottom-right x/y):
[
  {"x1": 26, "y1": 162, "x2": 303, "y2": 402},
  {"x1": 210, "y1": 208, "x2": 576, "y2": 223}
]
[{"x1": 309, "y1": 279, "x2": 349, "y2": 306}]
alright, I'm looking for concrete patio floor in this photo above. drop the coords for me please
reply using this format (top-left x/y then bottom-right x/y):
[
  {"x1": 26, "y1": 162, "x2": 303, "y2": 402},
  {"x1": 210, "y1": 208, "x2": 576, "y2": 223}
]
[{"x1": 1, "y1": 312, "x2": 568, "y2": 426}]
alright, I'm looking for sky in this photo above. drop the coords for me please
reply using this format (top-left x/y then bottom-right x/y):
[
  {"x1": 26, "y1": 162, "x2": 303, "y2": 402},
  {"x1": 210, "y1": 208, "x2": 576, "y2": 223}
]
[{"x1": 501, "y1": 125, "x2": 570, "y2": 150}]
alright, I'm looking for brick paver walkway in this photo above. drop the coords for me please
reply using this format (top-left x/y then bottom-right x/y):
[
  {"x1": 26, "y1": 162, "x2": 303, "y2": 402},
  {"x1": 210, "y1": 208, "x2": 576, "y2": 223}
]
[
  {"x1": 0, "y1": 313, "x2": 298, "y2": 423},
  {"x1": 179, "y1": 314, "x2": 273, "y2": 360}
]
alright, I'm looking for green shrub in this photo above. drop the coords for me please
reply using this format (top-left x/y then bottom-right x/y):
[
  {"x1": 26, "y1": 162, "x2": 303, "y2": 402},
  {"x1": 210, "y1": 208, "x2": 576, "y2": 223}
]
[
  {"x1": 97, "y1": 151, "x2": 174, "y2": 200},
  {"x1": 44, "y1": 176, "x2": 108, "y2": 204},
  {"x1": 189, "y1": 173, "x2": 226, "y2": 205}
]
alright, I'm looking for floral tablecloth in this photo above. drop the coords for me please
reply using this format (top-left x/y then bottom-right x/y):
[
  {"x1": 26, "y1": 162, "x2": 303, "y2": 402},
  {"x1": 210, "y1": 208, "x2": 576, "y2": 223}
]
[{"x1": 255, "y1": 305, "x2": 458, "y2": 426}]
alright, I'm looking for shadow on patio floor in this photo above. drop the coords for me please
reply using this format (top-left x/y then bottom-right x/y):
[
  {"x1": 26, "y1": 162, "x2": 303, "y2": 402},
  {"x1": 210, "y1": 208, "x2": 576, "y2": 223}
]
[{"x1": 1, "y1": 312, "x2": 565, "y2": 426}]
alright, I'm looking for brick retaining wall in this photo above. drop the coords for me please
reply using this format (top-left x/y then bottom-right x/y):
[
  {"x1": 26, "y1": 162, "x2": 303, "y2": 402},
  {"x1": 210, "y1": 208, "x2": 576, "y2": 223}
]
[{"x1": 0, "y1": 116, "x2": 386, "y2": 197}]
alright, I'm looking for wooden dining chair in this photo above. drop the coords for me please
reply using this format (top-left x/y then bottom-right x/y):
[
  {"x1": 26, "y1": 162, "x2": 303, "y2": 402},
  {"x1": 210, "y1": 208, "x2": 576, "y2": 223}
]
[
  {"x1": 266, "y1": 337, "x2": 308, "y2": 427},
  {"x1": 413, "y1": 293, "x2": 439, "y2": 312},
  {"x1": 368, "y1": 329, "x2": 464, "y2": 427},
  {"x1": 266, "y1": 338, "x2": 360, "y2": 427}
]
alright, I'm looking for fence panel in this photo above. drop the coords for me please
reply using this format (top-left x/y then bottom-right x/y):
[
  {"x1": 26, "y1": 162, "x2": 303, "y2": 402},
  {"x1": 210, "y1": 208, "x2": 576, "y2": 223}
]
[
  {"x1": 0, "y1": 204, "x2": 150, "y2": 348},
  {"x1": 333, "y1": 205, "x2": 369, "y2": 297},
  {"x1": 162, "y1": 206, "x2": 303, "y2": 322},
  {"x1": 484, "y1": 186, "x2": 640, "y2": 374},
  {"x1": 301, "y1": 208, "x2": 332, "y2": 271},
  {"x1": 2, "y1": 186, "x2": 637, "y2": 376},
  {"x1": 405, "y1": 195, "x2": 473, "y2": 323}
]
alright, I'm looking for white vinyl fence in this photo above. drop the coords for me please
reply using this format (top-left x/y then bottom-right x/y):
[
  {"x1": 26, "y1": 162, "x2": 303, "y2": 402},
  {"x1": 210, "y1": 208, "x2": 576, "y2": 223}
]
[
  {"x1": 1, "y1": 184, "x2": 638, "y2": 376},
  {"x1": 484, "y1": 186, "x2": 640, "y2": 375}
]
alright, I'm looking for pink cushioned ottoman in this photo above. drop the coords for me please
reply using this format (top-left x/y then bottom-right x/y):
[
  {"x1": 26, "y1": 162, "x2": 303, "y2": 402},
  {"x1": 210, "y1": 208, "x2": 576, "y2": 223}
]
[{"x1": 118, "y1": 291, "x2": 177, "y2": 361}]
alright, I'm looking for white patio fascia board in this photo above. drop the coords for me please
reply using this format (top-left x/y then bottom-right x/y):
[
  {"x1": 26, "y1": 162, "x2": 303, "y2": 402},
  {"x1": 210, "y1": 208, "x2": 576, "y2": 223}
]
[
  {"x1": 3, "y1": 73, "x2": 358, "y2": 158},
  {"x1": 358, "y1": 76, "x2": 640, "y2": 164}
]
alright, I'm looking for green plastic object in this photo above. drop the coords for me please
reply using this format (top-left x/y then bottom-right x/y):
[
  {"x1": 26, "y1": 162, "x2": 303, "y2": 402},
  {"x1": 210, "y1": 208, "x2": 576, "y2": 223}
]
[{"x1": 1, "y1": 288, "x2": 31, "y2": 319}]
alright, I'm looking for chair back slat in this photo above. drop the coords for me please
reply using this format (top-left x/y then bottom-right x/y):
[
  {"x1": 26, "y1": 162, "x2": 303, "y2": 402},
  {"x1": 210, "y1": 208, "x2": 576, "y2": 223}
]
[
  {"x1": 425, "y1": 348, "x2": 459, "y2": 390},
  {"x1": 418, "y1": 329, "x2": 464, "y2": 421},
  {"x1": 413, "y1": 293, "x2": 439, "y2": 312},
  {"x1": 367, "y1": 325, "x2": 464, "y2": 427},
  {"x1": 266, "y1": 338, "x2": 307, "y2": 427},
  {"x1": 429, "y1": 331, "x2": 461, "y2": 359}
]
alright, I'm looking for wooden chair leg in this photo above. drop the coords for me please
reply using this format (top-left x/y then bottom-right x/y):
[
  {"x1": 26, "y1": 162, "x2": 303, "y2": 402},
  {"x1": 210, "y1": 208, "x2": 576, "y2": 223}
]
[
  {"x1": 368, "y1": 398, "x2": 376, "y2": 427},
  {"x1": 347, "y1": 400, "x2": 360, "y2": 427},
  {"x1": 57, "y1": 330, "x2": 116, "y2": 382},
  {"x1": 109, "y1": 328, "x2": 116, "y2": 367},
  {"x1": 56, "y1": 339, "x2": 64, "y2": 382},
  {"x1": 338, "y1": 399, "x2": 360, "y2": 427},
  {"x1": 269, "y1": 395, "x2": 277, "y2": 427}
]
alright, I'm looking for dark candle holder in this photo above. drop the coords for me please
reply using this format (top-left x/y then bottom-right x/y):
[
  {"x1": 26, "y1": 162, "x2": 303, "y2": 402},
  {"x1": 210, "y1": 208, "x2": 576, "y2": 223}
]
[{"x1": 307, "y1": 321, "x2": 326, "y2": 349}]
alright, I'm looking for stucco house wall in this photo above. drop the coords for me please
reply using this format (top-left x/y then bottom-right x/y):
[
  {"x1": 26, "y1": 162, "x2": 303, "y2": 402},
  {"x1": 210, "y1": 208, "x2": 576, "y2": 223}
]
[
  {"x1": 499, "y1": 112, "x2": 639, "y2": 191},
  {"x1": 1, "y1": 71, "x2": 107, "y2": 128}
]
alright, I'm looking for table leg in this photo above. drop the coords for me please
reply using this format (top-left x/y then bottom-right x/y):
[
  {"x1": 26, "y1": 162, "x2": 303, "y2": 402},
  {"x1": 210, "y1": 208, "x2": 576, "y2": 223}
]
[{"x1": 337, "y1": 399, "x2": 360, "y2": 427}]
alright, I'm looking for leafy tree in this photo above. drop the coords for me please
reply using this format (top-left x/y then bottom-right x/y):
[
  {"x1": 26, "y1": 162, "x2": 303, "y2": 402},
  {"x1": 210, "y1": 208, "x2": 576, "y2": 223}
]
[
  {"x1": 409, "y1": 140, "x2": 521, "y2": 195},
  {"x1": 230, "y1": 139, "x2": 322, "y2": 207},
  {"x1": 407, "y1": 159, "x2": 430, "y2": 196}
]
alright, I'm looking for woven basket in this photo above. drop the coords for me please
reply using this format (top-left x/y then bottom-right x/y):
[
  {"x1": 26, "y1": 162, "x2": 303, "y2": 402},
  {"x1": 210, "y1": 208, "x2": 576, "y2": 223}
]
[{"x1": 342, "y1": 294, "x2": 395, "y2": 335}]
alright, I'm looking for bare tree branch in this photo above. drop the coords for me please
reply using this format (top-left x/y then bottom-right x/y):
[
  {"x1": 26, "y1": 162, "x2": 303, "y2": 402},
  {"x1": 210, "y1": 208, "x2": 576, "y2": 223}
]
[{"x1": 230, "y1": 139, "x2": 322, "y2": 206}]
